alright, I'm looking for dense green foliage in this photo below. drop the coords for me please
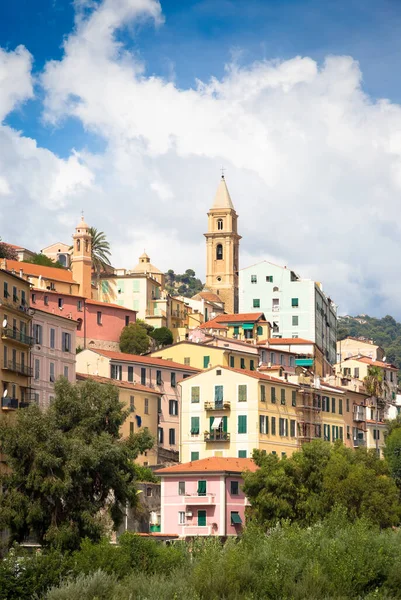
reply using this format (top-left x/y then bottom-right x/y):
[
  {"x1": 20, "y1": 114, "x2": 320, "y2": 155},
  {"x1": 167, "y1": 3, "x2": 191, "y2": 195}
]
[
  {"x1": 119, "y1": 323, "x2": 151, "y2": 354},
  {"x1": 165, "y1": 268, "x2": 203, "y2": 297},
  {"x1": 25, "y1": 253, "x2": 64, "y2": 268},
  {"x1": 89, "y1": 227, "x2": 111, "y2": 274},
  {"x1": 3, "y1": 516, "x2": 401, "y2": 599},
  {"x1": 0, "y1": 240, "x2": 18, "y2": 260},
  {"x1": 338, "y1": 314, "x2": 401, "y2": 371},
  {"x1": 243, "y1": 441, "x2": 401, "y2": 528},
  {"x1": 150, "y1": 326, "x2": 173, "y2": 346},
  {"x1": 0, "y1": 379, "x2": 154, "y2": 550}
]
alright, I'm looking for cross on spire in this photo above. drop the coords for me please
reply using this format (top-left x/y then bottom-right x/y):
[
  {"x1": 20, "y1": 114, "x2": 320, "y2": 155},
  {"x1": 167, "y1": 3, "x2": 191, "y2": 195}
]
[{"x1": 221, "y1": 166, "x2": 225, "y2": 179}]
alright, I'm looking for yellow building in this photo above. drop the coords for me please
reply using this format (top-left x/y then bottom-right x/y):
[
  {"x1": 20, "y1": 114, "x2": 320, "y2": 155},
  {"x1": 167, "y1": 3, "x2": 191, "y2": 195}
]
[
  {"x1": 199, "y1": 312, "x2": 270, "y2": 342},
  {"x1": 0, "y1": 269, "x2": 33, "y2": 410},
  {"x1": 204, "y1": 176, "x2": 241, "y2": 314},
  {"x1": 335, "y1": 355, "x2": 398, "y2": 402},
  {"x1": 151, "y1": 340, "x2": 259, "y2": 371},
  {"x1": 77, "y1": 373, "x2": 160, "y2": 467}
]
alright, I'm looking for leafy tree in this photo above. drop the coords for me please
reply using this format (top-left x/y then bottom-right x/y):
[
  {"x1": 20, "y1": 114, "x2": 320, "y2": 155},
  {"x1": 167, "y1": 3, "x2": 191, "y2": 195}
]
[
  {"x1": 164, "y1": 268, "x2": 203, "y2": 298},
  {"x1": 150, "y1": 327, "x2": 173, "y2": 347},
  {"x1": 136, "y1": 319, "x2": 154, "y2": 335},
  {"x1": 119, "y1": 323, "x2": 150, "y2": 355},
  {"x1": 243, "y1": 441, "x2": 400, "y2": 529},
  {"x1": 364, "y1": 365, "x2": 389, "y2": 453},
  {"x1": 25, "y1": 253, "x2": 64, "y2": 269},
  {"x1": 0, "y1": 240, "x2": 18, "y2": 260},
  {"x1": 384, "y1": 427, "x2": 401, "y2": 490},
  {"x1": 0, "y1": 378, "x2": 154, "y2": 550}
]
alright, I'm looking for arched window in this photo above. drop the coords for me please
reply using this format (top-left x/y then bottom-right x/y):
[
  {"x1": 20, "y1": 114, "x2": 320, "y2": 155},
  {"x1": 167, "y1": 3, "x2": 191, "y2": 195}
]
[
  {"x1": 216, "y1": 244, "x2": 223, "y2": 260},
  {"x1": 77, "y1": 318, "x2": 83, "y2": 331},
  {"x1": 273, "y1": 286, "x2": 279, "y2": 292},
  {"x1": 85, "y1": 239, "x2": 89, "y2": 252},
  {"x1": 76, "y1": 239, "x2": 80, "y2": 252},
  {"x1": 217, "y1": 219, "x2": 223, "y2": 230}
]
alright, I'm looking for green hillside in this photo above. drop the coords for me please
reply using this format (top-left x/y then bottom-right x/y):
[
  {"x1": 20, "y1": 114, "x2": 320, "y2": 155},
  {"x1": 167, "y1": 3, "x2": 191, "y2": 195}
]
[{"x1": 338, "y1": 315, "x2": 401, "y2": 371}]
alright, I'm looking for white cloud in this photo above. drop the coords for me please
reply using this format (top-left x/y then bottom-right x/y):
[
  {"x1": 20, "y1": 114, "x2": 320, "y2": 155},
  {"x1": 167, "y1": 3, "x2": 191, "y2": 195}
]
[
  {"x1": 0, "y1": 45, "x2": 33, "y2": 121},
  {"x1": 2, "y1": 0, "x2": 401, "y2": 317}
]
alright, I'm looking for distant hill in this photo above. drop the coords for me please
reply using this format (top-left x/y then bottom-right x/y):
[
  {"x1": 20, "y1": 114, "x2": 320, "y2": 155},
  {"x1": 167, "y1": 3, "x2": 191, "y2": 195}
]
[
  {"x1": 165, "y1": 269, "x2": 204, "y2": 298},
  {"x1": 338, "y1": 314, "x2": 401, "y2": 372}
]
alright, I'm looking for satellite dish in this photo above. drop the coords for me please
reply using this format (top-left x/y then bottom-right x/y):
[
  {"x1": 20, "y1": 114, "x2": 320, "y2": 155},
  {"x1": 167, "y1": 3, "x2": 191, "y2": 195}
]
[
  {"x1": 3, "y1": 389, "x2": 7, "y2": 398},
  {"x1": 2, "y1": 318, "x2": 7, "y2": 328}
]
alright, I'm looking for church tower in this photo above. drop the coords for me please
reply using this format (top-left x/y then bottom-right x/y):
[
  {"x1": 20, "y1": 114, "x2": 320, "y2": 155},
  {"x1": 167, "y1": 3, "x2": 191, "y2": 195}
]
[
  {"x1": 71, "y1": 215, "x2": 92, "y2": 299},
  {"x1": 204, "y1": 175, "x2": 241, "y2": 314}
]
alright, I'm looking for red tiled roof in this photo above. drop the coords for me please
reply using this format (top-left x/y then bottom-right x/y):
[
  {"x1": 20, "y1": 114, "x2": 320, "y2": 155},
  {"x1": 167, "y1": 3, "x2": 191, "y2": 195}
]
[
  {"x1": 179, "y1": 364, "x2": 299, "y2": 387},
  {"x1": 215, "y1": 312, "x2": 265, "y2": 323},
  {"x1": 199, "y1": 322, "x2": 228, "y2": 330},
  {"x1": 344, "y1": 355, "x2": 398, "y2": 370},
  {"x1": 194, "y1": 292, "x2": 224, "y2": 303},
  {"x1": 86, "y1": 299, "x2": 137, "y2": 313},
  {"x1": 77, "y1": 373, "x2": 160, "y2": 395},
  {"x1": 259, "y1": 338, "x2": 314, "y2": 345},
  {"x1": 5, "y1": 259, "x2": 76, "y2": 283},
  {"x1": 90, "y1": 349, "x2": 199, "y2": 371},
  {"x1": 155, "y1": 456, "x2": 257, "y2": 475}
]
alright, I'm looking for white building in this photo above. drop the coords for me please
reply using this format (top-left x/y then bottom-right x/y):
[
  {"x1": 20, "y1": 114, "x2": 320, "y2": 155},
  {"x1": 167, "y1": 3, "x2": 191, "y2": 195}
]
[{"x1": 239, "y1": 261, "x2": 337, "y2": 364}]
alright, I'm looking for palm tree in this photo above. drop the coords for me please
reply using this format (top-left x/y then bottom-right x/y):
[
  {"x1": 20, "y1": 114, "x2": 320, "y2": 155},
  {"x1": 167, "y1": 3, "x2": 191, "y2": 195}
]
[
  {"x1": 364, "y1": 365, "x2": 389, "y2": 454},
  {"x1": 89, "y1": 227, "x2": 112, "y2": 273}
]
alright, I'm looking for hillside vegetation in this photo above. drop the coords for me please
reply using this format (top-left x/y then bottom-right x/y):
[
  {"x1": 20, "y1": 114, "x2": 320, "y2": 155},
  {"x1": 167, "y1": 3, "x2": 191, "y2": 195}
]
[
  {"x1": 338, "y1": 314, "x2": 401, "y2": 370},
  {"x1": 165, "y1": 269, "x2": 203, "y2": 298}
]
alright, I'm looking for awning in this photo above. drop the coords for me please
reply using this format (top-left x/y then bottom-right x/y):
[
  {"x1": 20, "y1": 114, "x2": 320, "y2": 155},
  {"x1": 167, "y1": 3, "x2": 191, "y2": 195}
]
[
  {"x1": 242, "y1": 323, "x2": 254, "y2": 330},
  {"x1": 211, "y1": 417, "x2": 222, "y2": 430},
  {"x1": 231, "y1": 513, "x2": 242, "y2": 525}
]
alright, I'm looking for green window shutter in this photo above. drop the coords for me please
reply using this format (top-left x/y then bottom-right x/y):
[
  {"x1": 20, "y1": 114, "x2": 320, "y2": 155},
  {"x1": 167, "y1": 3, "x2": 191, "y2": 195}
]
[
  {"x1": 238, "y1": 415, "x2": 247, "y2": 434},
  {"x1": 191, "y1": 386, "x2": 200, "y2": 403},
  {"x1": 261, "y1": 385, "x2": 266, "y2": 402},
  {"x1": 197, "y1": 480, "x2": 207, "y2": 496},
  {"x1": 191, "y1": 417, "x2": 200, "y2": 435},
  {"x1": 203, "y1": 356, "x2": 210, "y2": 368},
  {"x1": 257, "y1": 326, "x2": 263, "y2": 336},
  {"x1": 101, "y1": 281, "x2": 109, "y2": 293},
  {"x1": 233, "y1": 326, "x2": 239, "y2": 335},
  {"x1": 271, "y1": 417, "x2": 276, "y2": 435},
  {"x1": 250, "y1": 360, "x2": 255, "y2": 371},
  {"x1": 281, "y1": 389, "x2": 286, "y2": 405},
  {"x1": 117, "y1": 279, "x2": 125, "y2": 293},
  {"x1": 332, "y1": 425, "x2": 336, "y2": 441},
  {"x1": 332, "y1": 398, "x2": 336, "y2": 413},
  {"x1": 222, "y1": 416, "x2": 228, "y2": 432},
  {"x1": 290, "y1": 420, "x2": 296, "y2": 437},
  {"x1": 198, "y1": 510, "x2": 206, "y2": 526},
  {"x1": 240, "y1": 358, "x2": 245, "y2": 369},
  {"x1": 230, "y1": 356, "x2": 235, "y2": 368},
  {"x1": 132, "y1": 280, "x2": 140, "y2": 292},
  {"x1": 339, "y1": 427, "x2": 343, "y2": 441},
  {"x1": 279, "y1": 418, "x2": 284, "y2": 436},
  {"x1": 291, "y1": 298, "x2": 298, "y2": 307},
  {"x1": 209, "y1": 416, "x2": 214, "y2": 431},
  {"x1": 238, "y1": 450, "x2": 247, "y2": 458},
  {"x1": 215, "y1": 385, "x2": 224, "y2": 403},
  {"x1": 191, "y1": 452, "x2": 199, "y2": 461},
  {"x1": 231, "y1": 512, "x2": 242, "y2": 524},
  {"x1": 238, "y1": 384, "x2": 247, "y2": 402},
  {"x1": 259, "y1": 415, "x2": 264, "y2": 434},
  {"x1": 253, "y1": 299, "x2": 260, "y2": 308},
  {"x1": 339, "y1": 399, "x2": 343, "y2": 414},
  {"x1": 292, "y1": 390, "x2": 296, "y2": 406},
  {"x1": 266, "y1": 416, "x2": 269, "y2": 434},
  {"x1": 271, "y1": 387, "x2": 276, "y2": 403}
]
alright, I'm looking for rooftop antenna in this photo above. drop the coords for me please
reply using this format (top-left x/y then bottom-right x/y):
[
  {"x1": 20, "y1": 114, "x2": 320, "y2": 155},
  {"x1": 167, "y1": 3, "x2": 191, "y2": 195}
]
[{"x1": 221, "y1": 166, "x2": 225, "y2": 179}]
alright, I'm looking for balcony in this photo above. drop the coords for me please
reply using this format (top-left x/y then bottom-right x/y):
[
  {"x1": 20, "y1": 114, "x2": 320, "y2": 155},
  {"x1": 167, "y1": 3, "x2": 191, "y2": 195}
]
[
  {"x1": 204, "y1": 401, "x2": 231, "y2": 411},
  {"x1": 353, "y1": 438, "x2": 366, "y2": 447},
  {"x1": 1, "y1": 397, "x2": 18, "y2": 409},
  {"x1": 3, "y1": 361, "x2": 33, "y2": 377},
  {"x1": 353, "y1": 407, "x2": 365, "y2": 422},
  {"x1": 182, "y1": 525, "x2": 213, "y2": 536},
  {"x1": 2, "y1": 328, "x2": 34, "y2": 347},
  {"x1": 204, "y1": 431, "x2": 230, "y2": 442},
  {"x1": 184, "y1": 494, "x2": 216, "y2": 506}
]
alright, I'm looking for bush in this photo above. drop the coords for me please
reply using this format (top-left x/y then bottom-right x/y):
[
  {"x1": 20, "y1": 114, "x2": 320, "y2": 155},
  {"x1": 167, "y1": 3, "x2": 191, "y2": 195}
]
[{"x1": 46, "y1": 570, "x2": 117, "y2": 600}]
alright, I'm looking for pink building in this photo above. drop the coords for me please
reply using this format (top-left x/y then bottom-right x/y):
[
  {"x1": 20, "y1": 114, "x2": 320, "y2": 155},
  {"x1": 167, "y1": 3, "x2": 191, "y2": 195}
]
[
  {"x1": 76, "y1": 348, "x2": 199, "y2": 454},
  {"x1": 31, "y1": 309, "x2": 77, "y2": 409},
  {"x1": 155, "y1": 457, "x2": 257, "y2": 537},
  {"x1": 31, "y1": 289, "x2": 136, "y2": 352}
]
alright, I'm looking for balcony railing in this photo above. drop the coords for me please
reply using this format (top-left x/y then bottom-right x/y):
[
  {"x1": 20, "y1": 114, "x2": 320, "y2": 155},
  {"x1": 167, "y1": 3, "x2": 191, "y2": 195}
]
[
  {"x1": 2, "y1": 328, "x2": 34, "y2": 346},
  {"x1": 184, "y1": 494, "x2": 216, "y2": 505},
  {"x1": 353, "y1": 408, "x2": 365, "y2": 422},
  {"x1": 204, "y1": 431, "x2": 230, "y2": 442},
  {"x1": 204, "y1": 401, "x2": 231, "y2": 411},
  {"x1": 0, "y1": 397, "x2": 30, "y2": 410},
  {"x1": 3, "y1": 361, "x2": 33, "y2": 377},
  {"x1": 353, "y1": 438, "x2": 366, "y2": 447}
]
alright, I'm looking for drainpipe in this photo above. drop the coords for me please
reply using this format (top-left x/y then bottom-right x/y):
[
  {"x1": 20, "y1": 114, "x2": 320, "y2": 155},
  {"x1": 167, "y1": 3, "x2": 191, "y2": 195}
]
[{"x1": 84, "y1": 298, "x2": 87, "y2": 349}]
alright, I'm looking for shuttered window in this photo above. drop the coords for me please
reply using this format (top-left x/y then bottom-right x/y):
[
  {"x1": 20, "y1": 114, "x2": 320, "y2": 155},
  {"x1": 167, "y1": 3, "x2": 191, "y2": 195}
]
[
  {"x1": 191, "y1": 386, "x2": 200, "y2": 403},
  {"x1": 191, "y1": 417, "x2": 200, "y2": 435},
  {"x1": 238, "y1": 415, "x2": 247, "y2": 434},
  {"x1": 238, "y1": 385, "x2": 247, "y2": 402}
]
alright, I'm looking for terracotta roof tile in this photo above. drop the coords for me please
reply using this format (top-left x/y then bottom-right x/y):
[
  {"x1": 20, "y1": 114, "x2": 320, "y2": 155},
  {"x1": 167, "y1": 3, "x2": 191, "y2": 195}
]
[
  {"x1": 214, "y1": 312, "x2": 265, "y2": 323},
  {"x1": 180, "y1": 364, "x2": 299, "y2": 387},
  {"x1": 193, "y1": 292, "x2": 224, "y2": 303},
  {"x1": 5, "y1": 259, "x2": 76, "y2": 283},
  {"x1": 199, "y1": 321, "x2": 228, "y2": 330},
  {"x1": 344, "y1": 355, "x2": 398, "y2": 370},
  {"x1": 259, "y1": 337, "x2": 315, "y2": 345},
  {"x1": 90, "y1": 349, "x2": 199, "y2": 371},
  {"x1": 85, "y1": 299, "x2": 137, "y2": 312},
  {"x1": 155, "y1": 456, "x2": 257, "y2": 475},
  {"x1": 77, "y1": 373, "x2": 160, "y2": 395}
]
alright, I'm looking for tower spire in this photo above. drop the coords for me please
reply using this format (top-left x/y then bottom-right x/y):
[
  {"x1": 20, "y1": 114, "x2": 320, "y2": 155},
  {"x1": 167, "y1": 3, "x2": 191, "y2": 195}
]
[{"x1": 212, "y1": 176, "x2": 235, "y2": 210}]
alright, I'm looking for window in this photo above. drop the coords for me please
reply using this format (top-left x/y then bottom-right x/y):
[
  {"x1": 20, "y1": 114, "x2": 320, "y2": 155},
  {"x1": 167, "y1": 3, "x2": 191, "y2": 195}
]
[
  {"x1": 271, "y1": 387, "x2": 276, "y2": 403},
  {"x1": 279, "y1": 418, "x2": 288, "y2": 436},
  {"x1": 171, "y1": 372, "x2": 176, "y2": 388},
  {"x1": 238, "y1": 415, "x2": 247, "y2": 434},
  {"x1": 251, "y1": 275, "x2": 257, "y2": 283},
  {"x1": 324, "y1": 424, "x2": 330, "y2": 441},
  {"x1": 44, "y1": 295, "x2": 49, "y2": 306},
  {"x1": 238, "y1": 385, "x2": 247, "y2": 402},
  {"x1": 215, "y1": 385, "x2": 223, "y2": 406},
  {"x1": 77, "y1": 300, "x2": 83, "y2": 311},
  {"x1": 257, "y1": 326, "x2": 263, "y2": 336},
  {"x1": 191, "y1": 451, "x2": 200, "y2": 461},
  {"x1": 261, "y1": 385, "x2": 266, "y2": 402},
  {"x1": 290, "y1": 356, "x2": 295, "y2": 367},
  {"x1": 354, "y1": 367, "x2": 359, "y2": 378},
  {"x1": 130, "y1": 422, "x2": 134, "y2": 435},
  {"x1": 217, "y1": 218, "x2": 223, "y2": 230},
  {"x1": 156, "y1": 370, "x2": 162, "y2": 385},
  {"x1": 184, "y1": 357, "x2": 191, "y2": 366},
  {"x1": 191, "y1": 386, "x2": 200, "y2": 403},
  {"x1": 144, "y1": 398, "x2": 149, "y2": 414},
  {"x1": 130, "y1": 396, "x2": 135, "y2": 412},
  {"x1": 178, "y1": 511, "x2": 186, "y2": 525},
  {"x1": 339, "y1": 399, "x2": 343, "y2": 415},
  {"x1": 198, "y1": 510, "x2": 206, "y2": 526},
  {"x1": 347, "y1": 425, "x2": 350, "y2": 440},
  {"x1": 12, "y1": 286, "x2": 18, "y2": 302},
  {"x1": 33, "y1": 324, "x2": 43, "y2": 345},
  {"x1": 281, "y1": 389, "x2": 286, "y2": 405},
  {"x1": 158, "y1": 427, "x2": 164, "y2": 444},
  {"x1": 178, "y1": 481, "x2": 185, "y2": 495},
  {"x1": 169, "y1": 399, "x2": 178, "y2": 415},
  {"x1": 50, "y1": 362, "x2": 55, "y2": 383},
  {"x1": 253, "y1": 299, "x2": 260, "y2": 308},
  {"x1": 169, "y1": 428, "x2": 175, "y2": 445},
  {"x1": 216, "y1": 244, "x2": 223, "y2": 260},
  {"x1": 270, "y1": 352, "x2": 275, "y2": 364},
  {"x1": 291, "y1": 298, "x2": 299, "y2": 307},
  {"x1": 191, "y1": 417, "x2": 200, "y2": 435},
  {"x1": 228, "y1": 480, "x2": 239, "y2": 496},
  {"x1": 58, "y1": 298, "x2": 63, "y2": 309},
  {"x1": 266, "y1": 276, "x2": 273, "y2": 282},
  {"x1": 64, "y1": 366, "x2": 69, "y2": 379},
  {"x1": 111, "y1": 364, "x2": 122, "y2": 380},
  {"x1": 271, "y1": 416, "x2": 276, "y2": 435},
  {"x1": 141, "y1": 367, "x2": 146, "y2": 385},
  {"x1": 331, "y1": 397, "x2": 336, "y2": 413},
  {"x1": 62, "y1": 332, "x2": 71, "y2": 352},
  {"x1": 259, "y1": 415, "x2": 268, "y2": 434},
  {"x1": 345, "y1": 397, "x2": 349, "y2": 413},
  {"x1": 292, "y1": 316, "x2": 299, "y2": 326},
  {"x1": 292, "y1": 390, "x2": 296, "y2": 407},
  {"x1": 238, "y1": 450, "x2": 247, "y2": 458},
  {"x1": 97, "y1": 311, "x2": 102, "y2": 325},
  {"x1": 3, "y1": 281, "x2": 8, "y2": 298},
  {"x1": 203, "y1": 356, "x2": 210, "y2": 368},
  {"x1": 197, "y1": 480, "x2": 207, "y2": 496},
  {"x1": 50, "y1": 328, "x2": 55, "y2": 349},
  {"x1": 34, "y1": 359, "x2": 40, "y2": 381},
  {"x1": 373, "y1": 429, "x2": 380, "y2": 440},
  {"x1": 233, "y1": 326, "x2": 239, "y2": 336},
  {"x1": 128, "y1": 366, "x2": 134, "y2": 382},
  {"x1": 230, "y1": 356, "x2": 235, "y2": 368},
  {"x1": 31, "y1": 293, "x2": 36, "y2": 304},
  {"x1": 20, "y1": 290, "x2": 26, "y2": 306},
  {"x1": 339, "y1": 427, "x2": 343, "y2": 441},
  {"x1": 240, "y1": 358, "x2": 245, "y2": 369}
]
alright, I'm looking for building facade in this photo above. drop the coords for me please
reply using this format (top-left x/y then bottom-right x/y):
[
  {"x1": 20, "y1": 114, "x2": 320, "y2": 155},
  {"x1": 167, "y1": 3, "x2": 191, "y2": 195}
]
[
  {"x1": 239, "y1": 262, "x2": 337, "y2": 364},
  {"x1": 337, "y1": 336, "x2": 385, "y2": 363},
  {"x1": 156, "y1": 457, "x2": 257, "y2": 537}
]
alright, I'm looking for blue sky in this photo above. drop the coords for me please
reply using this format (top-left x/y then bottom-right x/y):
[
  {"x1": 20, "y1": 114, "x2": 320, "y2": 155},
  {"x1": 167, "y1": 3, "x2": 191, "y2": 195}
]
[{"x1": 2, "y1": 0, "x2": 401, "y2": 317}]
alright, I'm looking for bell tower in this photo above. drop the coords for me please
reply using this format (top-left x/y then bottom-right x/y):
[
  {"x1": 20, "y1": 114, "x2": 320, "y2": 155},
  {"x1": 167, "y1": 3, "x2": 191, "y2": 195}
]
[
  {"x1": 71, "y1": 215, "x2": 92, "y2": 299},
  {"x1": 204, "y1": 175, "x2": 241, "y2": 314}
]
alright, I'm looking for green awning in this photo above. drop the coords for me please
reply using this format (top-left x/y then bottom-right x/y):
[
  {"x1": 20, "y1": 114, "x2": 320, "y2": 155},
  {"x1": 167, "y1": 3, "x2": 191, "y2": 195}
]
[
  {"x1": 295, "y1": 358, "x2": 314, "y2": 367},
  {"x1": 242, "y1": 323, "x2": 254, "y2": 330},
  {"x1": 231, "y1": 513, "x2": 242, "y2": 524}
]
